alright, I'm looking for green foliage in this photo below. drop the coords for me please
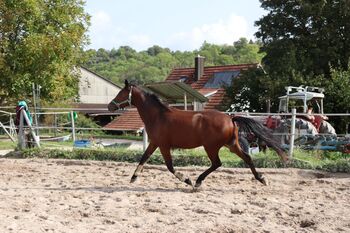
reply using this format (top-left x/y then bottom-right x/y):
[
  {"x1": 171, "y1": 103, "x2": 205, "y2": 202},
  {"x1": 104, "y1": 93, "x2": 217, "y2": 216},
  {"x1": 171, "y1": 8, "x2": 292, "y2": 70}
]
[
  {"x1": 74, "y1": 113, "x2": 100, "y2": 129},
  {"x1": 0, "y1": 0, "x2": 90, "y2": 104},
  {"x1": 256, "y1": 0, "x2": 350, "y2": 77},
  {"x1": 0, "y1": 140, "x2": 16, "y2": 150},
  {"x1": 306, "y1": 67, "x2": 350, "y2": 132},
  {"x1": 228, "y1": 1, "x2": 350, "y2": 113},
  {"x1": 83, "y1": 38, "x2": 263, "y2": 86}
]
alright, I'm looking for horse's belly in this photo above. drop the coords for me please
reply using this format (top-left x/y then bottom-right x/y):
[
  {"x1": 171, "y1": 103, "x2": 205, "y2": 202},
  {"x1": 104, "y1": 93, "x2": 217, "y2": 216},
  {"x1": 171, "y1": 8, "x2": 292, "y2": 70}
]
[
  {"x1": 148, "y1": 114, "x2": 233, "y2": 149},
  {"x1": 170, "y1": 140, "x2": 202, "y2": 149},
  {"x1": 153, "y1": 129, "x2": 202, "y2": 149},
  {"x1": 170, "y1": 130, "x2": 202, "y2": 148}
]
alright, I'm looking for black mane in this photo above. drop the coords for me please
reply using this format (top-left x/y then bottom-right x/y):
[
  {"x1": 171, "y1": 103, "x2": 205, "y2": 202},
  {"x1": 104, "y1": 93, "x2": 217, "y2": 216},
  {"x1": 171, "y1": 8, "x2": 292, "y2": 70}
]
[{"x1": 145, "y1": 92, "x2": 170, "y2": 112}]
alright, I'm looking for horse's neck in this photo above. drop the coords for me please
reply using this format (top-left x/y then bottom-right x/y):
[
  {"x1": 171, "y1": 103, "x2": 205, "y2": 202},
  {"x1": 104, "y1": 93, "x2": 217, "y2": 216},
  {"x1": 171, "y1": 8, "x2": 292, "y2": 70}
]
[{"x1": 132, "y1": 89, "x2": 163, "y2": 125}]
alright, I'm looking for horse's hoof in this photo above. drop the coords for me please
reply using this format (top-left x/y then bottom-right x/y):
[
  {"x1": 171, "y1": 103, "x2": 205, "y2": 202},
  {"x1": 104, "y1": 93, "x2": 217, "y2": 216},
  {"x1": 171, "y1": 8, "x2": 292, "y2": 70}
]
[
  {"x1": 194, "y1": 181, "x2": 202, "y2": 188},
  {"x1": 184, "y1": 178, "x2": 193, "y2": 187},
  {"x1": 192, "y1": 186, "x2": 202, "y2": 192},
  {"x1": 260, "y1": 176, "x2": 268, "y2": 186},
  {"x1": 130, "y1": 175, "x2": 137, "y2": 183}
]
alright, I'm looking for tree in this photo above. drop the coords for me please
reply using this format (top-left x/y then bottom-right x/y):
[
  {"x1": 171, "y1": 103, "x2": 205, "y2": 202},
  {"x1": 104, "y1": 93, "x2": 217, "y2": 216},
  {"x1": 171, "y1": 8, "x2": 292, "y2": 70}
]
[
  {"x1": 83, "y1": 39, "x2": 264, "y2": 87},
  {"x1": 147, "y1": 45, "x2": 171, "y2": 56},
  {"x1": 228, "y1": 0, "x2": 350, "y2": 112},
  {"x1": 0, "y1": 0, "x2": 90, "y2": 104},
  {"x1": 256, "y1": 0, "x2": 350, "y2": 77},
  {"x1": 226, "y1": 67, "x2": 285, "y2": 112},
  {"x1": 307, "y1": 67, "x2": 350, "y2": 132},
  {"x1": 198, "y1": 39, "x2": 264, "y2": 66}
]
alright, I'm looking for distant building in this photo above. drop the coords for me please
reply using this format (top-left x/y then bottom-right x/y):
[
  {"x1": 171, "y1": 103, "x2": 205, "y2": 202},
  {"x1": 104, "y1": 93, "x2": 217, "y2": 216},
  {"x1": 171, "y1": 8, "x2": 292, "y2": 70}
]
[
  {"x1": 75, "y1": 67, "x2": 121, "y2": 126},
  {"x1": 78, "y1": 67, "x2": 121, "y2": 104},
  {"x1": 164, "y1": 56, "x2": 256, "y2": 111},
  {"x1": 104, "y1": 57, "x2": 257, "y2": 132}
]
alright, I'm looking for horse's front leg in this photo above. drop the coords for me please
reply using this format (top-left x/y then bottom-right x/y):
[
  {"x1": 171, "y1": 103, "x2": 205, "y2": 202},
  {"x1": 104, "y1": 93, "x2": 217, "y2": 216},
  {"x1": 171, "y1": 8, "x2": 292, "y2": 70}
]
[
  {"x1": 159, "y1": 147, "x2": 193, "y2": 187},
  {"x1": 130, "y1": 143, "x2": 158, "y2": 183}
]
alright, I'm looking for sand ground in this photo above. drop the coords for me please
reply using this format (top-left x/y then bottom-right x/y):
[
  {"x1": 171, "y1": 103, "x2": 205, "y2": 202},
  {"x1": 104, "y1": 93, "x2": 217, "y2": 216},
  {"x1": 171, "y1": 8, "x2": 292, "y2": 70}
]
[{"x1": 0, "y1": 158, "x2": 349, "y2": 233}]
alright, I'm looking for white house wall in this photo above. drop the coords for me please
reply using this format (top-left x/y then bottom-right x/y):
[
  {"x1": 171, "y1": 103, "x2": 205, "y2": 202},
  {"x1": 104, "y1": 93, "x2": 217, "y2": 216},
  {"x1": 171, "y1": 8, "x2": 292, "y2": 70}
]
[{"x1": 79, "y1": 68, "x2": 121, "y2": 104}]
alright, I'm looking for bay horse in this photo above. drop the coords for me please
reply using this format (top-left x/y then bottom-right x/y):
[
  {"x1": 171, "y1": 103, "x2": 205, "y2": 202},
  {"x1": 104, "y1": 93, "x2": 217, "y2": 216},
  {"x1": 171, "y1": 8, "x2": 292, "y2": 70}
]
[{"x1": 108, "y1": 80, "x2": 288, "y2": 188}]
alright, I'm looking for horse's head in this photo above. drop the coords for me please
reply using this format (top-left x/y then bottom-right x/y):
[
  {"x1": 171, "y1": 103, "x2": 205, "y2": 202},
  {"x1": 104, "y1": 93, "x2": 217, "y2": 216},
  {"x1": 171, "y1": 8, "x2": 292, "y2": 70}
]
[{"x1": 108, "y1": 80, "x2": 133, "y2": 112}]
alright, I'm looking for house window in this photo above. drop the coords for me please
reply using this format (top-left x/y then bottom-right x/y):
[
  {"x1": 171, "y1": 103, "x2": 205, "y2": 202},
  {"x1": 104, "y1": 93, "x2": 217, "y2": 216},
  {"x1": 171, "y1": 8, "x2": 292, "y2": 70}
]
[{"x1": 204, "y1": 71, "x2": 240, "y2": 88}]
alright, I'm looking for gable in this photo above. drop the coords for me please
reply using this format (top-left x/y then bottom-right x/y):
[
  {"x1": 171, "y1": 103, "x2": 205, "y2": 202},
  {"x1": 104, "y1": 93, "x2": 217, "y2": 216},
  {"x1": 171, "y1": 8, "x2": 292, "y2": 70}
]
[{"x1": 79, "y1": 67, "x2": 121, "y2": 104}]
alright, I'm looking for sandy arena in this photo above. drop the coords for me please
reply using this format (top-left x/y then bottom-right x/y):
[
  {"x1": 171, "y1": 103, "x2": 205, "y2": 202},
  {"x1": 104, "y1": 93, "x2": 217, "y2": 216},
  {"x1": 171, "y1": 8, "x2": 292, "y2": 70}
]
[{"x1": 0, "y1": 158, "x2": 349, "y2": 233}]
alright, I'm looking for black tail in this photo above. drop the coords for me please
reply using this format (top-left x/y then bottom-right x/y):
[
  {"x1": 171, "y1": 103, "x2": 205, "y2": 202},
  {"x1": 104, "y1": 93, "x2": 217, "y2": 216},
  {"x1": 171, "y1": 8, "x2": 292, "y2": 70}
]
[{"x1": 232, "y1": 116, "x2": 288, "y2": 162}]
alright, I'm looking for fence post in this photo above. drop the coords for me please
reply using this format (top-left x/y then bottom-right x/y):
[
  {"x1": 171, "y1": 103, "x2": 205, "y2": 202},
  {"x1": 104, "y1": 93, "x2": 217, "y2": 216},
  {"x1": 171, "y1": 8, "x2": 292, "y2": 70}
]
[
  {"x1": 70, "y1": 111, "x2": 76, "y2": 142},
  {"x1": 54, "y1": 113, "x2": 57, "y2": 137},
  {"x1": 289, "y1": 108, "x2": 296, "y2": 158},
  {"x1": 143, "y1": 128, "x2": 148, "y2": 152},
  {"x1": 10, "y1": 117, "x2": 16, "y2": 139},
  {"x1": 22, "y1": 110, "x2": 40, "y2": 148},
  {"x1": 0, "y1": 122, "x2": 15, "y2": 142},
  {"x1": 18, "y1": 110, "x2": 25, "y2": 149}
]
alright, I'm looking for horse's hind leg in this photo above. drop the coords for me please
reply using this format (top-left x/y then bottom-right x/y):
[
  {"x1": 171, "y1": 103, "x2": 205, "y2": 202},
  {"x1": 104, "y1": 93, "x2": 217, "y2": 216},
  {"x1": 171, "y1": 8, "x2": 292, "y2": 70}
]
[
  {"x1": 229, "y1": 144, "x2": 268, "y2": 185},
  {"x1": 195, "y1": 147, "x2": 221, "y2": 188},
  {"x1": 159, "y1": 147, "x2": 193, "y2": 187},
  {"x1": 130, "y1": 143, "x2": 158, "y2": 183}
]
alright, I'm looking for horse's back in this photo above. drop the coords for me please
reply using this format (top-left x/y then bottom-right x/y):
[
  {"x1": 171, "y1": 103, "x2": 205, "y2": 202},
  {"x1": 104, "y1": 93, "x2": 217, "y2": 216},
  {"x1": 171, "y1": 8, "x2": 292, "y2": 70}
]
[{"x1": 153, "y1": 109, "x2": 234, "y2": 148}]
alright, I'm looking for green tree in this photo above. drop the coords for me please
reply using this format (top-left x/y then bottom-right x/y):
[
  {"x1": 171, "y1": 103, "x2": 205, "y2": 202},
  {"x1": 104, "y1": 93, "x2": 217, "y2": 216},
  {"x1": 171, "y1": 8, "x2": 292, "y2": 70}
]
[
  {"x1": 0, "y1": 0, "x2": 90, "y2": 104},
  {"x1": 83, "y1": 38, "x2": 263, "y2": 87},
  {"x1": 226, "y1": 67, "x2": 287, "y2": 112},
  {"x1": 199, "y1": 39, "x2": 263, "y2": 66},
  {"x1": 307, "y1": 67, "x2": 350, "y2": 132},
  {"x1": 228, "y1": 0, "x2": 350, "y2": 113},
  {"x1": 256, "y1": 0, "x2": 350, "y2": 77},
  {"x1": 147, "y1": 45, "x2": 171, "y2": 56}
]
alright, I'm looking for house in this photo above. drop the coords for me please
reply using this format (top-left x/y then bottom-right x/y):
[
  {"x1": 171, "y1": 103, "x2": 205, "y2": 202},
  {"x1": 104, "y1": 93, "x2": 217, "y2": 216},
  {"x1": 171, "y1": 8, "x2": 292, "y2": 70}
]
[
  {"x1": 104, "y1": 57, "x2": 257, "y2": 131},
  {"x1": 75, "y1": 67, "x2": 122, "y2": 125}
]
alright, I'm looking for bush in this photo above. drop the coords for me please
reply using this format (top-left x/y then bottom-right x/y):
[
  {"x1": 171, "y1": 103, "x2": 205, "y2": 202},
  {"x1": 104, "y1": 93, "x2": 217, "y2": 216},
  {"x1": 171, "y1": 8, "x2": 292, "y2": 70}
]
[{"x1": 4, "y1": 147, "x2": 350, "y2": 173}]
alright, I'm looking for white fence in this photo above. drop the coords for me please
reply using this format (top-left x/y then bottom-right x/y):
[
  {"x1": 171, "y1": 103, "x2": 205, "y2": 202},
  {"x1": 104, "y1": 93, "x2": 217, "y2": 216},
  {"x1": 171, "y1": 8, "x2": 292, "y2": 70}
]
[{"x1": 1, "y1": 107, "x2": 350, "y2": 157}]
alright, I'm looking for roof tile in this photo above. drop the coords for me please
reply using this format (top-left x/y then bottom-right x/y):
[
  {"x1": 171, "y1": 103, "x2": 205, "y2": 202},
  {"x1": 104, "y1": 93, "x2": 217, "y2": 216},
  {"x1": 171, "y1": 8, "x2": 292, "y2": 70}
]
[{"x1": 104, "y1": 108, "x2": 144, "y2": 131}]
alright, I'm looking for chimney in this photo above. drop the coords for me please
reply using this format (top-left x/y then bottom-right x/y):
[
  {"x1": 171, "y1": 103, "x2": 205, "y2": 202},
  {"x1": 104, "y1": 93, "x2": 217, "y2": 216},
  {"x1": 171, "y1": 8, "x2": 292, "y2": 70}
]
[{"x1": 194, "y1": 55, "x2": 205, "y2": 81}]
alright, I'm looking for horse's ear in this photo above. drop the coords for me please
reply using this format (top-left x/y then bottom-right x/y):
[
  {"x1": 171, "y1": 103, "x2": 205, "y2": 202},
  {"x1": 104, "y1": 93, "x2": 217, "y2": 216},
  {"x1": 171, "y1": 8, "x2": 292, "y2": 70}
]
[{"x1": 124, "y1": 79, "x2": 129, "y2": 87}]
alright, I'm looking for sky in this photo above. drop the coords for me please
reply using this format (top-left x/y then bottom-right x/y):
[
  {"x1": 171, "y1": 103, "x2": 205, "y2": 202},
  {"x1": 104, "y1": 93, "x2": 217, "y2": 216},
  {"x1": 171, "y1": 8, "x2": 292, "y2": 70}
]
[{"x1": 84, "y1": 0, "x2": 266, "y2": 51}]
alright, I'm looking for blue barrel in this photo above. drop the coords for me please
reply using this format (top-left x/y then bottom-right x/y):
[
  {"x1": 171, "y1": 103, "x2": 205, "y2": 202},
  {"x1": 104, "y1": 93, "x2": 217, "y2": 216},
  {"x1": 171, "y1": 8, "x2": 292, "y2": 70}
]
[{"x1": 74, "y1": 140, "x2": 91, "y2": 148}]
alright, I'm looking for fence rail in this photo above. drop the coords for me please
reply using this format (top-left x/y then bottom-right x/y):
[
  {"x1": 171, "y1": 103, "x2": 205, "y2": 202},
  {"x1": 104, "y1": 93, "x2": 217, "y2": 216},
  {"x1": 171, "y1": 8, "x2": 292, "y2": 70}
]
[{"x1": 1, "y1": 108, "x2": 349, "y2": 156}]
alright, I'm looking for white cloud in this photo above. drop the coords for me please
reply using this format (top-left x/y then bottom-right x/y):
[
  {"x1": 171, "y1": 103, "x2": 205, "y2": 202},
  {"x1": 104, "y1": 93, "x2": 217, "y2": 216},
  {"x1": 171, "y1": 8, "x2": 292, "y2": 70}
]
[
  {"x1": 87, "y1": 11, "x2": 249, "y2": 51},
  {"x1": 88, "y1": 10, "x2": 124, "y2": 49},
  {"x1": 128, "y1": 34, "x2": 152, "y2": 51},
  {"x1": 90, "y1": 11, "x2": 113, "y2": 33},
  {"x1": 167, "y1": 14, "x2": 249, "y2": 51},
  {"x1": 88, "y1": 10, "x2": 152, "y2": 50}
]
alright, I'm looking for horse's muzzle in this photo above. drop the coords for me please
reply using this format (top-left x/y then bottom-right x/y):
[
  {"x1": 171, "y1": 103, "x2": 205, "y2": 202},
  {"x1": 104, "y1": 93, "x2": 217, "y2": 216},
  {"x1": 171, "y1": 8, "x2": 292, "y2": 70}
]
[{"x1": 107, "y1": 103, "x2": 118, "y2": 112}]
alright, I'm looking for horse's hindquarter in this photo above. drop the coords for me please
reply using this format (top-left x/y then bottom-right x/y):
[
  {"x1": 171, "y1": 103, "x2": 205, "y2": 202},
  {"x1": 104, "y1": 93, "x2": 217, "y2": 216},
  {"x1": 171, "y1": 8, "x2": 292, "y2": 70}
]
[{"x1": 153, "y1": 110, "x2": 234, "y2": 149}]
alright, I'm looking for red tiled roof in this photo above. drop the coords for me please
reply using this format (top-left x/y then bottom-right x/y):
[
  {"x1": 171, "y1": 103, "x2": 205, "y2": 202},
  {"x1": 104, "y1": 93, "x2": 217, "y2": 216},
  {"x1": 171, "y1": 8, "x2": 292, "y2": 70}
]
[
  {"x1": 197, "y1": 88, "x2": 217, "y2": 96},
  {"x1": 104, "y1": 108, "x2": 144, "y2": 131},
  {"x1": 166, "y1": 64, "x2": 256, "y2": 90},
  {"x1": 106, "y1": 63, "x2": 256, "y2": 131},
  {"x1": 166, "y1": 64, "x2": 256, "y2": 110},
  {"x1": 203, "y1": 88, "x2": 227, "y2": 110}
]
